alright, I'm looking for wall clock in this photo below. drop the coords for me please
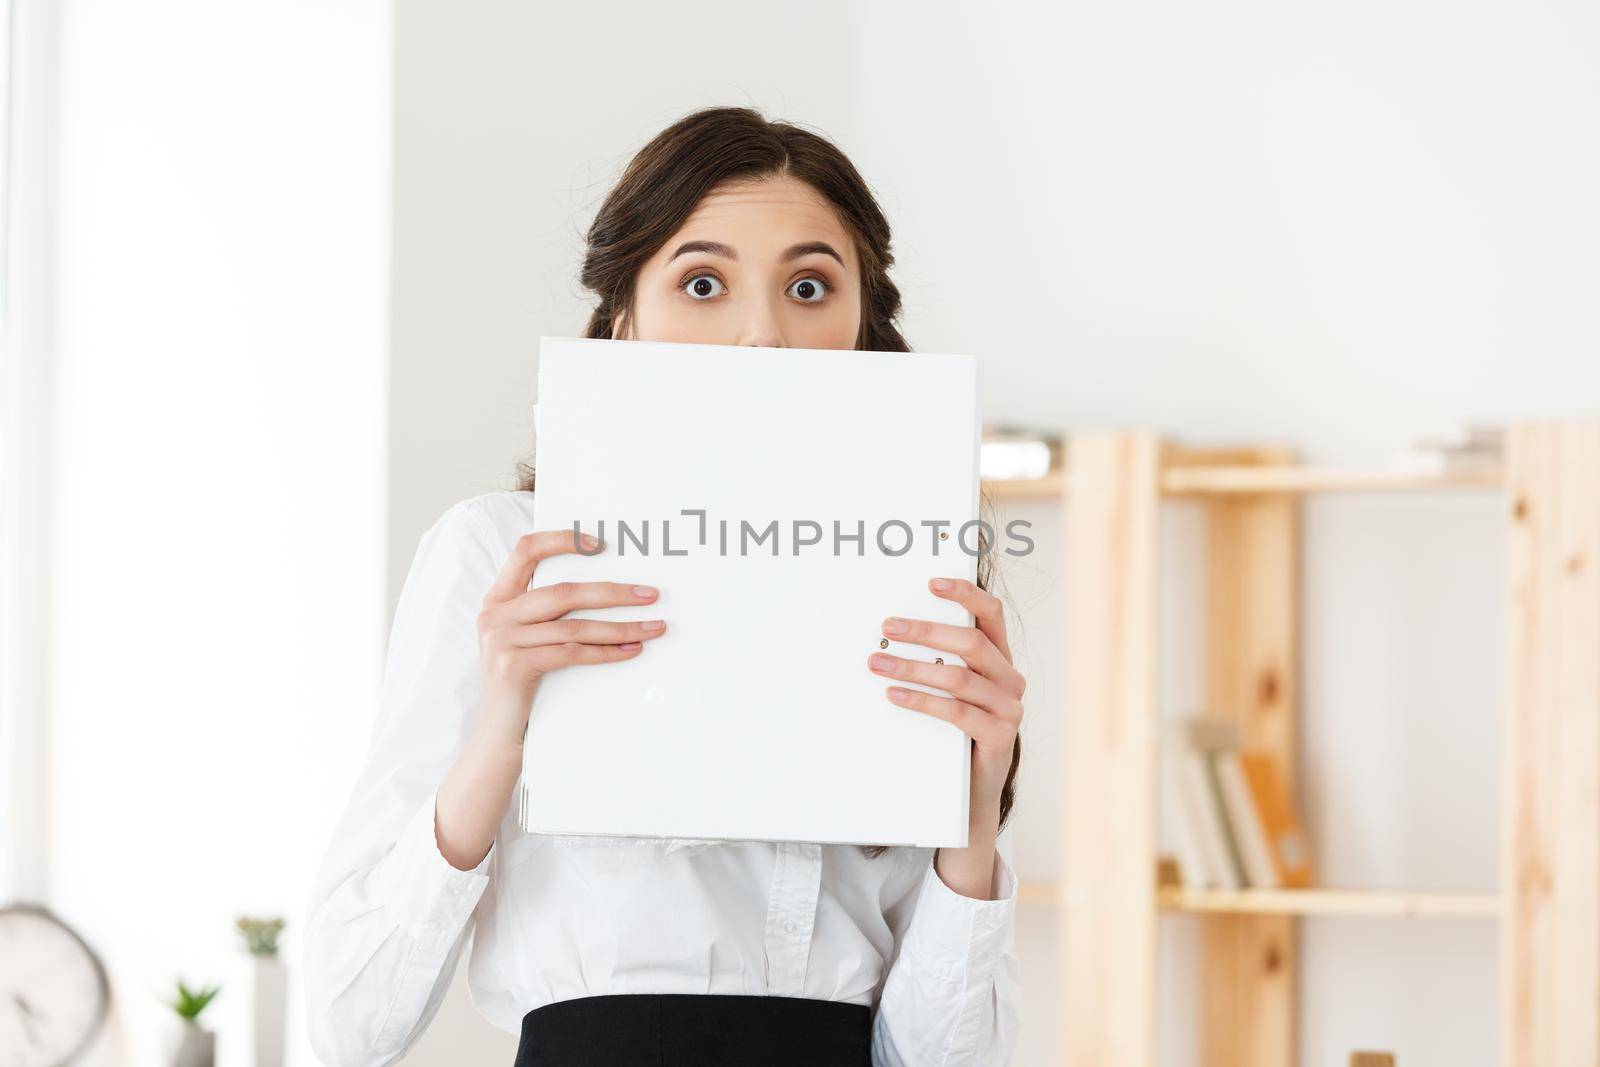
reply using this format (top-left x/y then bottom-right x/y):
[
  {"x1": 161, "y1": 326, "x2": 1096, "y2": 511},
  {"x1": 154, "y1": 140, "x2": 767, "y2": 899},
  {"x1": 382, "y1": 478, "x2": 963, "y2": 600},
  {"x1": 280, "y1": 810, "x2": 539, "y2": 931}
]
[{"x1": 0, "y1": 903, "x2": 110, "y2": 1067}]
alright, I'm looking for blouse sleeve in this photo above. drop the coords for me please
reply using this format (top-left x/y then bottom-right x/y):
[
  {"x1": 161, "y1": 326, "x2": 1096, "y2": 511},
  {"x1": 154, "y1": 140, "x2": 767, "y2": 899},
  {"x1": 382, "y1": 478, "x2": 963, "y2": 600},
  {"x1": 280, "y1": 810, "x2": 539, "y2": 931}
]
[
  {"x1": 870, "y1": 826, "x2": 1023, "y2": 1066},
  {"x1": 302, "y1": 499, "x2": 504, "y2": 1067}
]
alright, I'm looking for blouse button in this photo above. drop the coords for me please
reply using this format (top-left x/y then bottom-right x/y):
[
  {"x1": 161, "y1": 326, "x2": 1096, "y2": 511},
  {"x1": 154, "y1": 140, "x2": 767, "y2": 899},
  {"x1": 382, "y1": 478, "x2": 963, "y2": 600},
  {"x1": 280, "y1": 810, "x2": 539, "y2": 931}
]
[{"x1": 783, "y1": 920, "x2": 798, "y2": 935}]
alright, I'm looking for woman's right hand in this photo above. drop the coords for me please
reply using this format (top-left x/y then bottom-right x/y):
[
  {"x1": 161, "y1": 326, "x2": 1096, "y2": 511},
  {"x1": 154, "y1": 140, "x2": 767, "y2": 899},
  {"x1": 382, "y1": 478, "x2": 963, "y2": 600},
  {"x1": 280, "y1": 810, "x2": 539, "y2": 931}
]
[{"x1": 473, "y1": 529, "x2": 665, "y2": 750}]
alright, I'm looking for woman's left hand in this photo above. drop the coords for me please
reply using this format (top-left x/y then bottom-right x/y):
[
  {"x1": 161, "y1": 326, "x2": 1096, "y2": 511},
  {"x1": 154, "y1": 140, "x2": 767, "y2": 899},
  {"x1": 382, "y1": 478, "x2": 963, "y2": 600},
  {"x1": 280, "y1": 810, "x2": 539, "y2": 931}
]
[{"x1": 866, "y1": 576, "x2": 1026, "y2": 832}]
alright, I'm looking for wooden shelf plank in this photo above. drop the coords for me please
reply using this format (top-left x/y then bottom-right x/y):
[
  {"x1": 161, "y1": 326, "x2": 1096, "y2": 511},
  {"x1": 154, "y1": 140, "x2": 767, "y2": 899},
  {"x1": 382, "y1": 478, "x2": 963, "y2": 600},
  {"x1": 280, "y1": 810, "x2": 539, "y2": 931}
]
[
  {"x1": 1061, "y1": 431, "x2": 1164, "y2": 1067},
  {"x1": 1159, "y1": 886, "x2": 1503, "y2": 918},
  {"x1": 983, "y1": 465, "x2": 1503, "y2": 499},
  {"x1": 1202, "y1": 459, "x2": 1299, "y2": 1067},
  {"x1": 1503, "y1": 420, "x2": 1600, "y2": 1066},
  {"x1": 1020, "y1": 882, "x2": 1504, "y2": 917},
  {"x1": 1162, "y1": 464, "x2": 1504, "y2": 495}
]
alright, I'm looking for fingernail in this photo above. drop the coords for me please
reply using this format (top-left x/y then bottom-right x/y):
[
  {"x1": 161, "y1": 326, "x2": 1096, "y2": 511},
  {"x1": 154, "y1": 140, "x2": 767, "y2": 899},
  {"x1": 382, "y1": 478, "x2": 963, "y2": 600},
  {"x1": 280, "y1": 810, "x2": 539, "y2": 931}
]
[
  {"x1": 929, "y1": 578, "x2": 952, "y2": 591},
  {"x1": 619, "y1": 641, "x2": 642, "y2": 650},
  {"x1": 883, "y1": 618, "x2": 908, "y2": 635},
  {"x1": 634, "y1": 585, "x2": 657, "y2": 598},
  {"x1": 887, "y1": 687, "x2": 910, "y2": 701},
  {"x1": 582, "y1": 533, "x2": 600, "y2": 548},
  {"x1": 641, "y1": 619, "x2": 664, "y2": 631},
  {"x1": 869, "y1": 654, "x2": 895, "y2": 672}
]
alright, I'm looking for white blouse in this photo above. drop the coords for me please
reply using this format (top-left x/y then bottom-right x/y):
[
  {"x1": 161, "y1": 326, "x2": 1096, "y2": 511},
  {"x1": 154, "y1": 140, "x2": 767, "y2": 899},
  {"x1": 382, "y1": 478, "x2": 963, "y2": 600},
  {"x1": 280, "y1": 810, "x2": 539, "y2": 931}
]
[{"x1": 302, "y1": 491, "x2": 1022, "y2": 1067}]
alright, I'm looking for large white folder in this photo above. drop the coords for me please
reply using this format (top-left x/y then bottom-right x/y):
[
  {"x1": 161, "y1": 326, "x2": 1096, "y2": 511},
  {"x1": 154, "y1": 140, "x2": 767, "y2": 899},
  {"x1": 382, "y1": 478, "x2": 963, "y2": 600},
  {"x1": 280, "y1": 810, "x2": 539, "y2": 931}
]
[{"x1": 518, "y1": 336, "x2": 981, "y2": 847}]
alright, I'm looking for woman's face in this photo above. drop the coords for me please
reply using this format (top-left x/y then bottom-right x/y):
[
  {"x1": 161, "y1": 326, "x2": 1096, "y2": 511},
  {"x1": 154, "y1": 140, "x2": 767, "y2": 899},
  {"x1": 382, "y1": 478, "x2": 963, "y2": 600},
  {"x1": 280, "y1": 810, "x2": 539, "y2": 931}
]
[{"x1": 616, "y1": 175, "x2": 863, "y2": 350}]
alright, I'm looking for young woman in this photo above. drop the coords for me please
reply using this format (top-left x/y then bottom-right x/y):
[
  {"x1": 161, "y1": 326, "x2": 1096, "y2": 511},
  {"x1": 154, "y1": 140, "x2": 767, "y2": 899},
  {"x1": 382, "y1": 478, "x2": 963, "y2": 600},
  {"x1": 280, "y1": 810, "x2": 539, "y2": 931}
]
[{"x1": 303, "y1": 107, "x2": 1027, "y2": 1067}]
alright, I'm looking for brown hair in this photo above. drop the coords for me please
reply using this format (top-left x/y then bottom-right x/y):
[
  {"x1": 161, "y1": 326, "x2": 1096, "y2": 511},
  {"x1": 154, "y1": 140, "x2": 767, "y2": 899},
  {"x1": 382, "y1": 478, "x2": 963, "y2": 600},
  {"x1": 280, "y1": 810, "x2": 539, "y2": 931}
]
[{"x1": 521, "y1": 106, "x2": 1021, "y2": 861}]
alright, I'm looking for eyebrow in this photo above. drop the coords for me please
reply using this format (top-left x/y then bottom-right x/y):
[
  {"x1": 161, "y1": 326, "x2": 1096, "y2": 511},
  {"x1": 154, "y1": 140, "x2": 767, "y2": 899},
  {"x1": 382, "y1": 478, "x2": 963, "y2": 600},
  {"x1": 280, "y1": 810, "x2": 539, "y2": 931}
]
[{"x1": 666, "y1": 239, "x2": 845, "y2": 268}]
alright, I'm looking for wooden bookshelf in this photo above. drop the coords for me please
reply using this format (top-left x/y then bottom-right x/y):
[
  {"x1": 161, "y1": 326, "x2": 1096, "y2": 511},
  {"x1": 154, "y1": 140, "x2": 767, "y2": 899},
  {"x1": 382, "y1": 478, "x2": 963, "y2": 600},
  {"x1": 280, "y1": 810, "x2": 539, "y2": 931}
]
[{"x1": 985, "y1": 419, "x2": 1600, "y2": 1067}]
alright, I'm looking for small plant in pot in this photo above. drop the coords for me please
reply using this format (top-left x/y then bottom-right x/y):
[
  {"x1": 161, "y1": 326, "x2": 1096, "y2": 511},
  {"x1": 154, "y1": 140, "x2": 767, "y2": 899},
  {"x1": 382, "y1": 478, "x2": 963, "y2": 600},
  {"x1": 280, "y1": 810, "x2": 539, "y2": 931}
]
[
  {"x1": 168, "y1": 979, "x2": 220, "y2": 1067},
  {"x1": 236, "y1": 916, "x2": 287, "y2": 1067},
  {"x1": 235, "y1": 916, "x2": 284, "y2": 957}
]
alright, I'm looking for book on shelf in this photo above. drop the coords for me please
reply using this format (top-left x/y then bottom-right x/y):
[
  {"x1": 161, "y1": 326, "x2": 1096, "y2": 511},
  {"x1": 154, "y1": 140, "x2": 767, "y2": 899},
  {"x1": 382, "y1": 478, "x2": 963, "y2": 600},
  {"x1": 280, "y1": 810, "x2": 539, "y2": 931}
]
[
  {"x1": 1162, "y1": 730, "x2": 1236, "y2": 889},
  {"x1": 1158, "y1": 731, "x2": 1207, "y2": 889},
  {"x1": 1409, "y1": 420, "x2": 1503, "y2": 451},
  {"x1": 979, "y1": 424, "x2": 1061, "y2": 481},
  {"x1": 1216, "y1": 749, "x2": 1280, "y2": 888},
  {"x1": 1239, "y1": 751, "x2": 1312, "y2": 888},
  {"x1": 1393, "y1": 419, "x2": 1503, "y2": 473},
  {"x1": 1163, "y1": 714, "x2": 1313, "y2": 891},
  {"x1": 1162, "y1": 717, "x2": 1243, "y2": 890}
]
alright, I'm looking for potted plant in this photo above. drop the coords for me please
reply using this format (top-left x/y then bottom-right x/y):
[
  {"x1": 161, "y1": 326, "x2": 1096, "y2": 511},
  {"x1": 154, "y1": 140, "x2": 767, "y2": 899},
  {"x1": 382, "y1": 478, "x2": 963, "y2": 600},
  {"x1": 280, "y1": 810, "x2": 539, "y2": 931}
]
[
  {"x1": 167, "y1": 979, "x2": 220, "y2": 1067},
  {"x1": 236, "y1": 916, "x2": 286, "y2": 1067}
]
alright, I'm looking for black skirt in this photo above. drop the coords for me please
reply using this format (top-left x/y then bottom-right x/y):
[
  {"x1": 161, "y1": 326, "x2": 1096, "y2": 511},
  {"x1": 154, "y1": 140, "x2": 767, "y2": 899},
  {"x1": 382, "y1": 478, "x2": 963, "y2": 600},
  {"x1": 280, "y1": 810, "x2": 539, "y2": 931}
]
[{"x1": 513, "y1": 992, "x2": 873, "y2": 1066}]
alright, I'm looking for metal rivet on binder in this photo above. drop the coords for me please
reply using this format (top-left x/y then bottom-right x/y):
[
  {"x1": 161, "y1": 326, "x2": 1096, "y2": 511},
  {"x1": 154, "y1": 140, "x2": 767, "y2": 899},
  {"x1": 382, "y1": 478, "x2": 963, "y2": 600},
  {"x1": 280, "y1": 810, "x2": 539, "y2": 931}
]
[
  {"x1": 879, "y1": 638, "x2": 889, "y2": 649},
  {"x1": 939, "y1": 530, "x2": 948, "y2": 540}
]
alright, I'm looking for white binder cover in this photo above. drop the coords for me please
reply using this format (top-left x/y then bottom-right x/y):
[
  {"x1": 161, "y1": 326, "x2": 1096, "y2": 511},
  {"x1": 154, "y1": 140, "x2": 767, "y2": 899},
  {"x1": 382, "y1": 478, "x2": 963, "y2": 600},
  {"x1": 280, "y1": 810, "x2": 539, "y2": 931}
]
[{"x1": 518, "y1": 336, "x2": 981, "y2": 848}]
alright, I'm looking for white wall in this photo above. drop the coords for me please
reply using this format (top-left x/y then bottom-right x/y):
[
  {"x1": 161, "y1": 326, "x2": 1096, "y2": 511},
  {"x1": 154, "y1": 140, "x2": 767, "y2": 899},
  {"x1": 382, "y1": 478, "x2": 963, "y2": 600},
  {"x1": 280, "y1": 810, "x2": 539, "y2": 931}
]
[
  {"x1": 45, "y1": 2, "x2": 389, "y2": 1065},
  {"x1": 849, "y1": 0, "x2": 1600, "y2": 462}
]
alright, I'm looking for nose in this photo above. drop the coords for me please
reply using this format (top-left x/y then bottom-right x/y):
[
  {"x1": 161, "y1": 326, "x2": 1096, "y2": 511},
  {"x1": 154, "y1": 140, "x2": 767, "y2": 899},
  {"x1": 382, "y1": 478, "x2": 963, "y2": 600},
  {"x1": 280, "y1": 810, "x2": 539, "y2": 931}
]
[{"x1": 735, "y1": 292, "x2": 785, "y2": 349}]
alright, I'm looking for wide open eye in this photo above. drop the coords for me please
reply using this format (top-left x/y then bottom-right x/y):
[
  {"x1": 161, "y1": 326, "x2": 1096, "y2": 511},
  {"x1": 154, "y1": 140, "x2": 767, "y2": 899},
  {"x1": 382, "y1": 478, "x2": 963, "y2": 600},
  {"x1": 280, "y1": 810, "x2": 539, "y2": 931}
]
[
  {"x1": 680, "y1": 273, "x2": 726, "y2": 300},
  {"x1": 787, "y1": 276, "x2": 830, "y2": 304}
]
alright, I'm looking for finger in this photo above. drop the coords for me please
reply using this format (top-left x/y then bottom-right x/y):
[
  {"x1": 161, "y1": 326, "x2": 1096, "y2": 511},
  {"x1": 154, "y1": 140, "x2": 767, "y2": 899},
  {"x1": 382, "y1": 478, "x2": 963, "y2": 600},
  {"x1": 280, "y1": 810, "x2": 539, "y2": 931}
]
[
  {"x1": 882, "y1": 685, "x2": 1012, "y2": 748},
  {"x1": 879, "y1": 615, "x2": 1022, "y2": 695},
  {"x1": 503, "y1": 617, "x2": 666, "y2": 648},
  {"x1": 866, "y1": 652, "x2": 1022, "y2": 725},
  {"x1": 928, "y1": 577, "x2": 1012, "y2": 662},
  {"x1": 499, "y1": 580, "x2": 659, "y2": 625},
  {"x1": 523, "y1": 639, "x2": 646, "y2": 673},
  {"x1": 483, "y1": 529, "x2": 603, "y2": 607},
  {"x1": 483, "y1": 637, "x2": 642, "y2": 680}
]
